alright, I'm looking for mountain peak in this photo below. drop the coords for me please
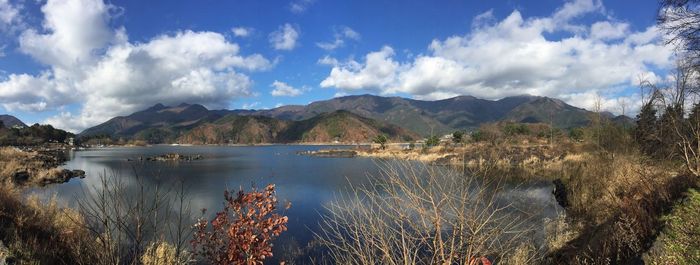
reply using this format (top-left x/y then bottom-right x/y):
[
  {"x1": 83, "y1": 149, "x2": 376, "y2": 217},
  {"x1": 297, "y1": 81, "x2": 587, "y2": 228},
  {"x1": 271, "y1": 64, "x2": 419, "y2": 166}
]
[
  {"x1": 146, "y1": 103, "x2": 166, "y2": 111},
  {"x1": 0, "y1": 114, "x2": 27, "y2": 128}
]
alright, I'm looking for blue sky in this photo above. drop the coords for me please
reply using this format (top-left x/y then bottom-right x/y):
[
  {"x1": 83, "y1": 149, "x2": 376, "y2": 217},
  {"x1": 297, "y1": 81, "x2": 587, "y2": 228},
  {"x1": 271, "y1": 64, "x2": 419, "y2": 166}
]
[{"x1": 0, "y1": 0, "x2": 673, "y2": 131}]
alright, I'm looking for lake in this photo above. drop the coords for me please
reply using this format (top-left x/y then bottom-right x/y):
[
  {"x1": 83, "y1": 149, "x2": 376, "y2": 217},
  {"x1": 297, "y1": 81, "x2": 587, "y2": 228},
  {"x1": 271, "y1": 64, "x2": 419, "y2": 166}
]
[{"x1": 31, "y1": 145, "x2": 563, "y2": 262}]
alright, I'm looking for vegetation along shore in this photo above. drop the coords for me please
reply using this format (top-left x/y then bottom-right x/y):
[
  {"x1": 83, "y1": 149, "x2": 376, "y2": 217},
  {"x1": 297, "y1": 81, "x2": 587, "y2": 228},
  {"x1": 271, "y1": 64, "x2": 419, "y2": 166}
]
[{"x1": 1, "y1": 0, "x2": 700, "y2": 264}]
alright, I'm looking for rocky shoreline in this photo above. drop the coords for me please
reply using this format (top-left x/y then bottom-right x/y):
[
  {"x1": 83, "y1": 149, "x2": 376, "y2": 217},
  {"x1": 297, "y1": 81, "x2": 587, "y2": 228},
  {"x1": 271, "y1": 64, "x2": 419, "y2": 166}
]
[{"x1": 1, "y1": 147, "x2": 86, "y2": 187}]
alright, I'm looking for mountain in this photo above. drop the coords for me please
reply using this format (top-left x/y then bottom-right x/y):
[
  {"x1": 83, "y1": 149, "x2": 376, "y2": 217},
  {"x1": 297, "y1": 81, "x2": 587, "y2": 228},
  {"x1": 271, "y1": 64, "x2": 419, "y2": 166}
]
[
  {"x1": 0, "y1": 115, "x2": 27, "y2": 128},
  {"x1": 80, "y1": 104, "x2": 418, "y2": 144},
  {"x1": 236, "y1": 94, "x2": 615, "y2": 136},
  {"x1": 179, "y1": 110, "x2": 418, "y2": 144},
  {"x1": 79, "y1": 103, "x2": 234, "y2": 143}
]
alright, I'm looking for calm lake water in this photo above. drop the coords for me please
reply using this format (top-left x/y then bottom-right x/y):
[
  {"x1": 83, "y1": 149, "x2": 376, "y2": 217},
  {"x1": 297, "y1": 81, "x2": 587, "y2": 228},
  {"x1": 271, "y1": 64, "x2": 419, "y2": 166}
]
[{"x1": 32, "y1": 145, "x2": 562, "y2": 262}]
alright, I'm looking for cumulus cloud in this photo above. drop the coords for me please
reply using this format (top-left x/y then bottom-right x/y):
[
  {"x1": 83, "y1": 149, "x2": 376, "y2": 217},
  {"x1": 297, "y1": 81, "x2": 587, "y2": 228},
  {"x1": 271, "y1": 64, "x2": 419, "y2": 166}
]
[
  {"x1": 319, "y1": 0, "x2": 673, "y2": 114},
  {"x1": 269, "y1": 23, "x2": 299, "y2": 50},
  {"x1": 289, "y1": 0, "x2": 314, "y2": 14},
  {"x1": 231, "y1": 26, "x2": 252, "y2": 37},
  {"x1": 316, "y1": 26, "x2": 360, "y2": 51},
  {"x1": 270, "y1": 80, "x2": 304, "y2": 97},
  {"x1": 0, "y1": 0, "x2": 272, "y2": 132}
]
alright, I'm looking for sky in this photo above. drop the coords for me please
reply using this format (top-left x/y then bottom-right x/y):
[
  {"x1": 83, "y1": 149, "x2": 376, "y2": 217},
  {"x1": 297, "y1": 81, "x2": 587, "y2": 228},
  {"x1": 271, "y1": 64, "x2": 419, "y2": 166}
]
[{"x1": 0, "y1": 0, "x2": 674, "y2": 132}]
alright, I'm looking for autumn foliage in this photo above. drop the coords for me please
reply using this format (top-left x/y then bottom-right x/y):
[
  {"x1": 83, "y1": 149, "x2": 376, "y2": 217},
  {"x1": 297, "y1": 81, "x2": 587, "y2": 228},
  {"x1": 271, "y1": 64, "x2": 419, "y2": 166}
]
[{"x1": 191, "y1": 184, "x2": 289, "y2": 265}]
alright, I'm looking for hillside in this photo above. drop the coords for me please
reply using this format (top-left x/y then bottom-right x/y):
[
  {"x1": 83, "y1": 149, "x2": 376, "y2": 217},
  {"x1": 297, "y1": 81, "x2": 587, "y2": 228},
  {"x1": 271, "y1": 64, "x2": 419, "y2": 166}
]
[
  {"x1": 277, "y1": 110, "x2": 418, "y2": 143},
  {"x1": 0, "y1": 115, "x2": 27, "y2": 128},
  {"x1": 79, "y1": 103, "x2": 234, "y2": 143},
  {"x1": 178, "y1": 110, "x2": 418, "y2": 144},
  {"x1": 178, "y1": 115, "x2": 289, "y2": 144},
  {"x1": 238, "y1": 94, "x2": 627, "y2": 136},
  {"x1": 79, "y1": 103, "x2": 418, "y2": 144}
]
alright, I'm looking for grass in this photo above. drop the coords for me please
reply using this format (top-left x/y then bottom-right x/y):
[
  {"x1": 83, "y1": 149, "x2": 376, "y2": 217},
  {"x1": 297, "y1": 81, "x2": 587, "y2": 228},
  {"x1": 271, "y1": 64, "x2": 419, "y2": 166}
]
[
  {"x1": 0, "y1": 185, "x2": 93, "y2": 264},
  {"x1": 644, "y1": 188, "x2": 700, "y2": 264}
]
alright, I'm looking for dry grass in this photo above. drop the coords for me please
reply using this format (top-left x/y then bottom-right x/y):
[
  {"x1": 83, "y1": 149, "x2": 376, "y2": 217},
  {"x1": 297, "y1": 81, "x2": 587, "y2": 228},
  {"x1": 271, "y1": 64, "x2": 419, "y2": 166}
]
[
  {"x1": 0, "y1": 147, "x2": 69, "y2": 187},
  {"x1": 546, "y1": 150, "x2": 697, "y2": 264},
  {"x1": 0, "y1": 184, "x2": 96, "y2": 264}
]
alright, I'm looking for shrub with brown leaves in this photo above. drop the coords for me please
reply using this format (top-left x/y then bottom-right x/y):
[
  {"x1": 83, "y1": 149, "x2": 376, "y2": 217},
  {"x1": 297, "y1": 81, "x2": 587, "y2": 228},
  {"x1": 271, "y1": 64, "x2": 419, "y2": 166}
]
[{"x1": 191, "y1": 184, "x2": 289, "y2": 265}]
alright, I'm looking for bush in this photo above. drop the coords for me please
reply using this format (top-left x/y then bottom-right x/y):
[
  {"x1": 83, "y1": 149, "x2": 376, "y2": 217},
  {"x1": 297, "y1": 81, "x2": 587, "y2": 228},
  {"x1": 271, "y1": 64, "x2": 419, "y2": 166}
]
[
  {"x1": 503, "y1": 123, "x2": 530, "y2": 136},
  {"x1": 317, "y1": 161, "x2": 537, "y2": 264},
  {"x1": 192, "y1": 184, "x2": 289, "y2": 265},
  {"x1": 425, "y1": 135, "x2": 440, "y2": 147},
  {"x1": 568, "y1": 128, "x2": 584, "y2": 142},
  {"x1": 372, "y1": 134, "x2": 388, "y2": 150}
]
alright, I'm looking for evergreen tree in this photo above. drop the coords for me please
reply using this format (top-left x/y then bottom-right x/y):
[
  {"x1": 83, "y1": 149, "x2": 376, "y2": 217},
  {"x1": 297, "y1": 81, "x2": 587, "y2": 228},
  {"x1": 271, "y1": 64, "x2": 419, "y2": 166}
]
[
  {"x1": 658, "y1": 104, "x2": 684, "y2": 159},
  {"x1": 635, "y1": 103, "x2": 660, "y2": 157}
]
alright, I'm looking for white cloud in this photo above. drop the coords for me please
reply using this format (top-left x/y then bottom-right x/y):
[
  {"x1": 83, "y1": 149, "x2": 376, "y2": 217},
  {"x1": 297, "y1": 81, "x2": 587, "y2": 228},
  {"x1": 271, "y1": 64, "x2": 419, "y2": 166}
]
[
  {"x1": 231, "y1": 26, "x2": 252, "y2": 37},
  {"x1": 320, "y1": 46, "x2": 400, "y2": 90},
  {"x1": 19, "y1": 0, "x2": 117, "y2": 69},
  {"x1": 319, "y1": 0, "x2": 673, "y2": 114},
  {"x1": 241, "y1": 101, "x2": 260, "y2": 109},
  {"x1": 316, "y1": 26, "x2": 360, "y2": 51},
  {"x1": 0, "y1": 0, "x2": 272, "y2": 132},
  {"x1": 270, "y1": 80, "x2": 304, "y2": 97},
  {"x1": 317, "y1": 55, "x2": 339, "y2": 66},
  {"x1": 590, "y1": 21, "x2": 629, "y2": 40},
  {"x1": 289, "y1": 0, "x2": 314, "y2": 14},
  {"x1": 269, "y1": 23, "x2": 299, "y2": 50},
  {"x1": 0, "y1": 0, "x2": 20, "y2": 31}
]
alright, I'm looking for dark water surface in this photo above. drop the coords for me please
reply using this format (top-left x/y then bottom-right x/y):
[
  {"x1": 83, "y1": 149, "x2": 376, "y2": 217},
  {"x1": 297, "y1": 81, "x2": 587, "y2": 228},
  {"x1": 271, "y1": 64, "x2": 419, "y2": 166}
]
[{"x1": 32, "y1": 145, "x2": 562, "y2": 262}]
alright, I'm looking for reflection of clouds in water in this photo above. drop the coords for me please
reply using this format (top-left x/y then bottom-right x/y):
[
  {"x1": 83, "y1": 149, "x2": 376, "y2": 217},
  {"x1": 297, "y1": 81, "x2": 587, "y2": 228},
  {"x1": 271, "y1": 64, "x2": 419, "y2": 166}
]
[
  {"x1": 37, "y1": 146, "x2": 564, "y2": 254},
  {"x1": 44, "y1": 145, "x2": 381, "y2": 247}
]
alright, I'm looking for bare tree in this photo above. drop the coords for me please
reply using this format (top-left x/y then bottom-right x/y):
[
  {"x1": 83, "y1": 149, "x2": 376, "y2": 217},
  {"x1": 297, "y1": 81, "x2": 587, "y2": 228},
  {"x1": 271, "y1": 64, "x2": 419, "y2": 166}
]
[
  {"x1": 70, "y1": 170, "x2": 195, "y2": 265},
  {"x1": 617, "y1": 97, "x2": 628, "y2": 117},
  {"x1": 315, "y1": 161, "x2": 539, "y2": 264},
  {"x1": 659, "y1": 0, "x2": 700, "y2": 66},
  {"x1": 640, "y1": 59, "x2": 700, "y2": 176}
]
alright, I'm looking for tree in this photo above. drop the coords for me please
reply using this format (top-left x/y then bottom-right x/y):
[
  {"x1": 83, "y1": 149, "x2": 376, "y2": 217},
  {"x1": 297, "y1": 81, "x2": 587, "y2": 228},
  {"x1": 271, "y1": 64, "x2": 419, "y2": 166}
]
[
  {"x1": 426, "y1": 135, "x2": 440, "y2": 147},
  {"x1": 639, "y1": 59, "x2": 700, "y2": 176},
  {"x1": 635, "y1": 102, "x2": 660, "y2": 157},
  {"x1": 659, "y1": 0, "x2": 700, "y2": 66},
  {"x1": 372, "y1": 134, "x2": 388, "y2": 150},
  {"x1": 569, "y1": 128, "x2": 584, "y2": 142},
  {"x1": 452, "y1": 130, "x2": 464, "y2": 144}
]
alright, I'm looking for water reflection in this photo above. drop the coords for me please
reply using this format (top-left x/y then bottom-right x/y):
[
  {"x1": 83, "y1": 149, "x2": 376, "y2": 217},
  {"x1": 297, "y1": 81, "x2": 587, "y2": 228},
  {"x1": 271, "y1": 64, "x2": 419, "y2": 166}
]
[{"x1": 29, "y1": 145, "x2": 562, "y2": 263}]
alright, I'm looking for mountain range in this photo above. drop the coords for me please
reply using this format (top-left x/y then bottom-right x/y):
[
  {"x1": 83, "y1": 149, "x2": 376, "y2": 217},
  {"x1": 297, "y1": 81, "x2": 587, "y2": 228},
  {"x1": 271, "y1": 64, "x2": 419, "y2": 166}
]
[
  {"x1": 79, "y1": 103, "x2": 417, "y2": 144},
  {"x1": 235, "y1": 94, "x2": 630, "y2": 136},
  {"x1": 79, "y1": 94, "x2": 632, "y2": 143}
]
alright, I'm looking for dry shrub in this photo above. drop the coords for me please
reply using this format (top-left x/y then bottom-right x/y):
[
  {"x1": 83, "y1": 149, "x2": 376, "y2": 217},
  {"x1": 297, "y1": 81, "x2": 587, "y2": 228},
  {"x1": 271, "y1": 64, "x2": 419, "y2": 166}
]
[
  {"x1": 71, "y1": 173, "x2": 195, "y2": 265},
  {"x1": 316, "y1": 161, "x2": 538, "y2": 264},
  {"x1": 547, "y1": 151, "x2": 697, "y2": 264},
  {"x1": 0, "y1": 185, "x2": 95, "y2": 264},
  {"x1": 544, "y1": 215, "x2": 579, "y2": 252},
  {"x1": 504, "y1": 241, "x2": 539, "y2": 265},
  {"x1": 191, "y1": 184, "x2": 289, "y2": 265},
  {"x1": 141, "y1": 241, "x2": 192, "y2": 265}
]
